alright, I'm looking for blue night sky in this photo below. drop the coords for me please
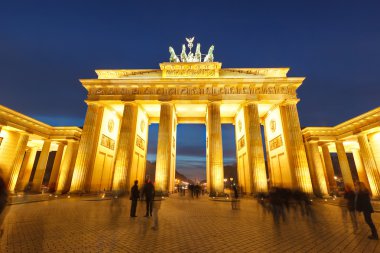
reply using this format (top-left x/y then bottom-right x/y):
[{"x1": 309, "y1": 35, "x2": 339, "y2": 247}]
[{"x1": 1, "y1": 0, "x2": 379, "y2": 180}]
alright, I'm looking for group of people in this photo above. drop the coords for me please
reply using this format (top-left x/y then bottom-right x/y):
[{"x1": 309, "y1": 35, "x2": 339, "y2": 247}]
[
  {"x1": 129, "y1": 178, "x2": 160, "y2": 230},
  {"x1": 344, "y1": 181, "x2": 378, "y2": 240},
  {"x1": 258, "y1": 187, "x2": 314, "y2": 224}
]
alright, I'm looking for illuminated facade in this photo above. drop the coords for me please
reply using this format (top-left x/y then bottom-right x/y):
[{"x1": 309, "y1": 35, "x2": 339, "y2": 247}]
[
  {"x1": 302, "y1": 107, "x2": 380, "y2": 197},
  {"x1": 1, "y1": 64, "x2": 379, "y2": 197},
  {"x1": 66, "y1": 59, "x2": 314, "y2": 195},
  {"x1": 2, "y1": 40, "x2": 377, "y2": 197},
  {"x1": 0, "y1": 105, "x2": 81, "y2": 193}
]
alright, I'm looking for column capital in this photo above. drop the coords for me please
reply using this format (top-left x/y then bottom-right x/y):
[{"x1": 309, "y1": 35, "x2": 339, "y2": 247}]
[
  {"x1": 207, "y1": 100, "x2": 222, "y2": 105},
  {"x1": 280, "y1": 99, "x2": 300, "y2": 106},
  {"x1": 243, "y1": 101, "x2": 260, "y2": 107},
  {"x1": 84, "y1": 100, "x2": 102, "y2": 107}
]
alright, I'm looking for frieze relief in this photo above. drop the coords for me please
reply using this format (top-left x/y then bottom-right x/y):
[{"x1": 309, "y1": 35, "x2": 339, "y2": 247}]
[{"x1": 89, "y1": 85, "x2": 296, "y2": 97}]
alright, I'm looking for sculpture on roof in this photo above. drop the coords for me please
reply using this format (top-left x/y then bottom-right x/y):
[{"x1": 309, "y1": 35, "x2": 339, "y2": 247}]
[
  {"x1": 169, "y1": 37, "x2": 214, "y2": 63},
  {"x1": 203, "y1": 45, "x2": 214, "y2": 62},
  {"x1": 169, "y1": 47, "x2": 180, "y2": 62}
]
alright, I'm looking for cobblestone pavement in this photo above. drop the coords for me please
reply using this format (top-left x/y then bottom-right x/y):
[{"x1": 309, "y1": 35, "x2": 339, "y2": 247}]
[{"x1": 1, "y1": 194, "x2": 380, "y2": 253}]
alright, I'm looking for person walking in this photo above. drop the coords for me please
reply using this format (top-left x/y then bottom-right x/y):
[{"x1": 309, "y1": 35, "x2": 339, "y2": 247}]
[
  {"x1": 355, "y1": 181, "x2": 378, "y2": 240},
  {"x1": 0, "y1": 170, "x2": 9, "y2": 237},
  {"x1": 142, "y1": 179, "x2": 155, "y2": 217},
  {"x1": 130, "y1": 180, "x2": 140, "y2": 217},
  {"x1": 344, "y1": 185, "x2": 358, "y2": 232}
]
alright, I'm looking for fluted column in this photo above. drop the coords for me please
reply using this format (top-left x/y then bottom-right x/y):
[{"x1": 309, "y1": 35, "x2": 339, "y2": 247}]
[
  {"x1": 16, "y1": 147, "x2": 38, "y2": 191},
  {"x1": 308, "y1": 142, "x2": 328, "y2": 196},
  {"x1": 70, "y1": 103, "x2": 103, "y2": 192},
  {"x1": 335, "y1": 141, "x2": 354, "y2": 189},
  {"x1": 48, "y1": 143, "x2": 65, "y2": 192},
  {"x1": 352, "y1": 147, "x2": 370, "y2": 191},
  {"x1": 358, "y1": 134, "x2": 380, "y2": 198},
  {"x1": 155, "y1": 103, "x2": 173, "y2": 192},
  {"x1": 321, "y1": 144, "x2": 337, "y2": 191},
  {"x1": 112, "y1": 103, "x2": 138, "y2": 192},
  {"x1": 8, "y1": 133, "x2": 29, "y2": 192},
  {"x1": 31, "y1": 140, "x2": 51, "y2": 192},
  {"x1": 56, "y1": 142, "x2": 79, "y2": 193},
  {"x1": 207, "y1": 102, "x2": 224, "y2": 194},
  {"x1": 280, "y1": 102, "x2": 313, "y2": 194},
  {"x1": 244, "y1": 103, "x2": 268, "y2": 193}
]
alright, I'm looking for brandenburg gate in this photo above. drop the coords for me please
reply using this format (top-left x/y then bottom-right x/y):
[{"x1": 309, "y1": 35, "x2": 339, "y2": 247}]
[{"x1": 68, "y1": 40, "x2": 314, "y2": 195}]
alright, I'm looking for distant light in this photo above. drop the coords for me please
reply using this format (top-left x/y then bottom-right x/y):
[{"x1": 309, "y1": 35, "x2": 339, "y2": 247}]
[{"x1": 68, "y1": 196, "x2": 71, "y2": 198}]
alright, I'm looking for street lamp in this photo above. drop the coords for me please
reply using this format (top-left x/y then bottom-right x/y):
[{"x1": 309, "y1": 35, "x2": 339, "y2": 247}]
[{"x1": 224, "y1": 178, "x2": 227, "y2": 191}]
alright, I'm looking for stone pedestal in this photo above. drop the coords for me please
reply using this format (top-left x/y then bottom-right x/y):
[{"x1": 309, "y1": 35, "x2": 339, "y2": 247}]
[
  {"x1": 280, "y1": 102, "x2": 313, "y2": 194},
  {"x1": 244, "y1": 103, "x2": 267, "y2": 193},
  {"x1": 70, "y1": 103, "x2": 103, "y2": 192},
  {"x1": 112, "y1": 103, "x2": 138, "y2": 192},
  {"x1": 358, "y1": 134, "x2": 380, "y2": 197},
  {"x1": 8, "y1": 134, "x2": 29, "y2": 192},
  {"x1": 207, "y1": 102, "x2": 224, "y2": 194},
  {"x1": 32, "y1": 140, "x2": 51, "y2": 192},
  {"x1": 335, "y1": 141, "x2": 354, "y2": 189}
]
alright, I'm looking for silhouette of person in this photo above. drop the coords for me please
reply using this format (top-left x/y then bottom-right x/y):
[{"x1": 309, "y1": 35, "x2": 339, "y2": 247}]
[
  {"x1": 355, "y1": 181, "x2": 378, "y2": 240},
  {"x1": 0, "y1": 170, "x2": 9, "y2": 237},
  {"x1": 142, "y1": 179, "x2": 155, "y2": 217},
  {"x1": 130, "y1": 180, "x2": 140, "y2": 217},
  {"x1": 151, "y1": 193, "x2": 162, "y2": 230},
  {"x1": 343, "y1": 185, "x2": 358, "y2": 232}
]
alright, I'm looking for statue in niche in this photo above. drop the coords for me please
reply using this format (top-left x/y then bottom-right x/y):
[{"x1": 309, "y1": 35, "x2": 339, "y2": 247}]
[
  {"x1": 169, "y1": 47, "x2": 179, "y2": 62},
  {"x1": 203, "y1": 45, "x2": 214, "y2": 62}
]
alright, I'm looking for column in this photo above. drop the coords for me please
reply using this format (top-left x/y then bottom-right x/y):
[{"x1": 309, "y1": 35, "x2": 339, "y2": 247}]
[
  {"x1": 244, "y1": 103, "x2": 268, "y2": 193},
  {"x1": 155, "y1": 103, "x2": 174, "y2": 192},
  {"x1": 207, "y1": 102, "x2": 224, "y2": 194},
  {"x1": 308, "y1": 142, "x2": 328, "y2": 196},
  {"x1": 48, "y1": 143, "x2": 65, "y2": 192},
  {"x1": 352, "y1": 147, "x2": 370, "y2": 191},
  {"x1": 16, "y1": 147, "x2": 38, "y2": 191},
  {"x1": 31, "y1": 140, "x2": 51, "y2": 192},
  {"x1": 335, "y1": 141, "x2": 354, "y2": 189},
  {"x1": 304, "y1": 142, "x2": 318, "y2": 193},
  {"x1": 280, "y1": 102, "x2": 313, "y2": 194},
  {"x1": 70, "y1": 103, "x2": 103, "y2": 192},
  {"x1": 112, "y1": 103, "x2": 137, "y2": 192},
  {"x1": 321, "y1": 144, "x2": 337, "y2": 192},
  {"x1": 56, "y1": 142, "x2": 79, "y2": 193},
  {"x1": 358, "y1": 134, "x2": 380, "y2": 198},
  {"x1": 8, "y1": 133, "x2": 29, "y2": 192}
]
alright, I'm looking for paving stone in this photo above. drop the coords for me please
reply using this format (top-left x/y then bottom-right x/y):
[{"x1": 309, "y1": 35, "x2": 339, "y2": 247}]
[{"x1": 0, "y1": 194, "x2": 380, "y2": 252}]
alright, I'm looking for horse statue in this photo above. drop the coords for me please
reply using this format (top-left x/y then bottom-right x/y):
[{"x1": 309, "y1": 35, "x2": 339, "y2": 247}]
[
  {"x1": 180, "y1": 44, "x2": 188, "y2": 62},
  {"x1": 169, "y1": 47, "x2": 179, "y2": 62},
  {"x1": 203, "y1": 45, "x2": 214, "y2": 62},
  {"x1": 194, "y1": 43, "x2": 201, "y2": 62}
]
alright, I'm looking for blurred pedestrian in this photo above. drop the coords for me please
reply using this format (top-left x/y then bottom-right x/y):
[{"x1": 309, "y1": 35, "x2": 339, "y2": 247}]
[
  {"x1": 231, "y1": 184, "x2": 239, "y2": 210},
  {"x1": 355, "y1": 181, "x2": 378, "y2": 240},
  {"x1": 343, "y1": 185, "x2": 358, "y2": 232},
  {"x1": 151, "y1": 194, "x2": 162, "y2": 230},
  {"x1": 0, "y1": 169, "x2": 9, "y2": 237},
  {"x1": 130, "y1": 180, "x2": 140, "y2": 217},
  {"x1": 142, "y1": 179, "x2": 155, "y2": 217}
]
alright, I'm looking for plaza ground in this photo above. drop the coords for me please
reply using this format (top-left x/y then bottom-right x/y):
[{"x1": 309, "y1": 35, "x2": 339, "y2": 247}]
[{"x1": 1, "y1": 194, "x2": 380, "y2": 253}]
